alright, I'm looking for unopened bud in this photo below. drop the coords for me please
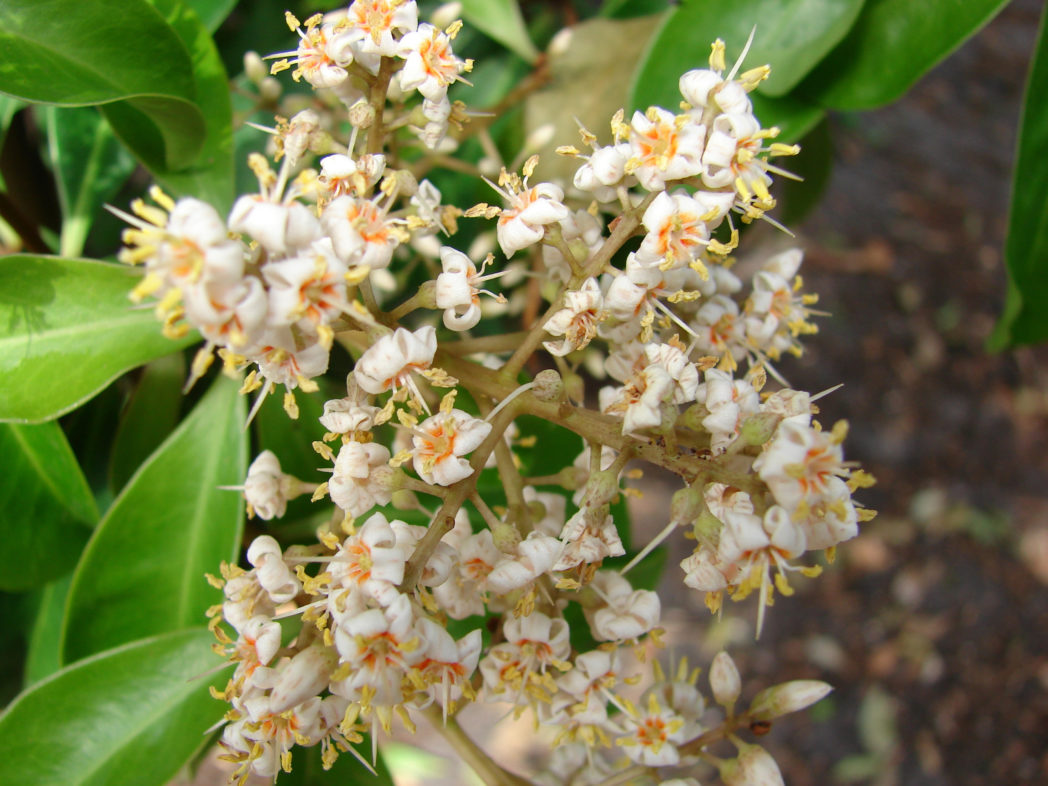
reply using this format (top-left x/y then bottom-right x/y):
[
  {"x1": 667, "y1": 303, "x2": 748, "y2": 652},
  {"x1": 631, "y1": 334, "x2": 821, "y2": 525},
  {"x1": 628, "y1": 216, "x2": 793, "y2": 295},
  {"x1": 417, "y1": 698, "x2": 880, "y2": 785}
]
[
  {"x1": 548, "y1": 27, "x2": 573, "y2": 58},
  {"x1": 532, "y1": 369, "x2": 564, "y2": 402},
  {"x1": 416, "y1": 280, "x2": 438, "y2": 309},
  {"x1": 268, "y1": 644, "x2": 339, "y2": 713},
  {"x1": 430, "y1": 2, "x2": 462, "y2": 29},
  {"x1": 259, "y1": 76, "x2": 282, "y2": 103},
  {"x1": 308, "y1": 130, "x2": 335, "y2": 155},
  {"x1": 720, "y1": 743, "x2": 784, "y2": 786},
  {"x1": 740, "y1": 412, "x2": 780, "y2": 446},
  {"x1": 710, "y1": 650, "x2": 742, "y2": 710},
  {"x1": 244, "y1": 51, "x2": 267, "y2": 84},
  {"x1": 390, "y1": 488, "x2": 419, "y2": 510},
  {"x1": 583, "y1": 471, "x2": 618, "y2": 508},
  {"x1": 670, "y1": 485, "x2": 705, "y2": 525},
  {"x1": 349, "y1": 99, "x2": 376, "y2": 129},
  {"x1": 491, "y1": 520, "x2": 521, "y2": 551},
  {"x1": 563, "y1": 372, "x2": 585, "y2": 403},
  {"x1": 395, "y1": 168, "x2": 419, "y2": 196},
  {"x1": 748, "y1": 680, "x2": 833, "y2": 721}
]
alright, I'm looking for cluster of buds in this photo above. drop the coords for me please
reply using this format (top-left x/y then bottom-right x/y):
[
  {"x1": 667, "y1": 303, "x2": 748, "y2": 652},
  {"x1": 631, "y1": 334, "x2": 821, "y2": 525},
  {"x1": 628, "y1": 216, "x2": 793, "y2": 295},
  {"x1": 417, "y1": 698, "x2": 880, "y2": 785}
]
[{"x1": 116, "y1": 4, "x2": 874, "y2": 784}]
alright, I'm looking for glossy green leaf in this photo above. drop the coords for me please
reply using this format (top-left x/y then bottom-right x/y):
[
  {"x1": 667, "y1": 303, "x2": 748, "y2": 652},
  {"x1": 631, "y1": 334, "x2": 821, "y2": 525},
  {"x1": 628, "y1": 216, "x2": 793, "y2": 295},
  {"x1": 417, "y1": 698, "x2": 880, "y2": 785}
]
[
  {"x1": 800, "y1": 0, "x2": 1010, "y2": 109},
  {"x1": 43, "y1": 107, "x2": 137, "y2": 258},
  {"x1": 0, "y1": 0, "x2": 206, "y2": 171},
  {"x1": 750, "y1": 92, "x2": 824, "y2": 144},
  {"x1": 0, "y1": 629, "x2": 225, "y2": 786},
  {"x1": 108, "y1": 352, "x2": 186, "y2": 494},
  {"x1": 992, "y1": 6, "x2": 1048, "y2": 348},
  {"x1": 0, "y1": 255, "x2": 197, "y2": 423},
  {"x1": 139, "y1": 0, "x2": 235, "y2": 211},
  {"x1": 600, "y1": 0, "x2": 673, "y2": 18},
  {"x1": 23, "y1": 574, "x2": 72, "y2": 686},
  {"x1": 460, "y1": 0, "x2": 539, "y2": 64},
  {"x1": 632, "y1": 0, "x2": 864, "y2": 98},
  {"x1": 0, "y1": 422, "x2": 97, "y2": 592},
  {"x1": 62, "y1": 376, "x2": 246, "y2": 664},
  {"x1": 184, "y1": 0, "x2": 238, "y2": 33}
]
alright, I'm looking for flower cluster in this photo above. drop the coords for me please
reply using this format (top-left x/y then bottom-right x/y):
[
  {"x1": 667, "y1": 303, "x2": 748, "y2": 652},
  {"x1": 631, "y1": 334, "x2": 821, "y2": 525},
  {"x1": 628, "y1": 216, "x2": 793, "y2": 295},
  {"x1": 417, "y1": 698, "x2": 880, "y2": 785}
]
[{"x1": 116, "y1": 6, "x2": 874, "y2": 785}]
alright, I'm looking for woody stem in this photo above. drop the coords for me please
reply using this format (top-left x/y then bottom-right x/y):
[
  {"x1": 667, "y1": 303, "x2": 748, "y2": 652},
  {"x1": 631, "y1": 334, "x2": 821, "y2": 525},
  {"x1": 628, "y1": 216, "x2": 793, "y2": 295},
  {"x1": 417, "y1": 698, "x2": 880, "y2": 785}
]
[{"x1": 421, "y1": 705, "x2": 535, "y2": 786}]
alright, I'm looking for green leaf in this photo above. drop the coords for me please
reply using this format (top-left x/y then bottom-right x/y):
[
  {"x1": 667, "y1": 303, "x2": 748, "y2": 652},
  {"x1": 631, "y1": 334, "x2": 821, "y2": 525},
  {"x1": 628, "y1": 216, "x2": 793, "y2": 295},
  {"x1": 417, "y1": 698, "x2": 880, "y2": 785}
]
[
  {"x1": 0, "y1": 421, "x2": 97, "y2": 592},
  {"x1": 23, "y1": 574, "x2": 72, "y2": 686},
  {"x1": 799, "y1": 0, "x2": 1010, "y2": 110},
  {"x1": 633, "y1": 0, "x2": 865, "y2": 98},
  {"x1": 460, "y1": 0, "x2": 539, "y2": 64},
  {"x1": 184, "y1": 0, "x2": 238, "y2": 33},
  {"x1": 750, "y1": 91, "x2": 824, "y2": 144},
  {"x1": 42, "y1": 107, "x2": 137, "y2": 258},
  {"x1": 61, "y1": 377, "x2": 246, "y2": 664},
  {"x1": 600, "y1": 0, "x2": 673, "y2": 19},
  {"x1": 141, "y1": 0, "x2": 235, "y2": 211},
  {"x1": 0, "y1": 0, "x2": 206, "y2": 171},
  {"x1": 0, "y1": 255, "x2": 197, "y2": 423},
  {"x1": 0, "y1": 629, "x2": 225, "y2": 786},
  {"x1": 108, "y1": 352, "x2": 186, "y2": 494},
  {"x1": 992, "y1": 6, "x2": 1048, "y2": 348}
]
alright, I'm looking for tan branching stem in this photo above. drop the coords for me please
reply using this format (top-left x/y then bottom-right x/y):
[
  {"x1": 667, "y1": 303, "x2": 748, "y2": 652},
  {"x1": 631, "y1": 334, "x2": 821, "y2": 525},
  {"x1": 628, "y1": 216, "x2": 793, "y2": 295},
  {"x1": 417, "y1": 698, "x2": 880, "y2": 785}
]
[{"x1": 421, "y1": 705, "x2": 535, "y2": 786}]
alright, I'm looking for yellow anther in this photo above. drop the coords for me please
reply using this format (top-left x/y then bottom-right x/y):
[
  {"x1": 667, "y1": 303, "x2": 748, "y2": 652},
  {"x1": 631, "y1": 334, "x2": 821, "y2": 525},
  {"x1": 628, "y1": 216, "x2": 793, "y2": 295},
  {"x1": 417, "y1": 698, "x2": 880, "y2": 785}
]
[{"x1": 709, "y1": 39, "x2": 726, "y2": 72}]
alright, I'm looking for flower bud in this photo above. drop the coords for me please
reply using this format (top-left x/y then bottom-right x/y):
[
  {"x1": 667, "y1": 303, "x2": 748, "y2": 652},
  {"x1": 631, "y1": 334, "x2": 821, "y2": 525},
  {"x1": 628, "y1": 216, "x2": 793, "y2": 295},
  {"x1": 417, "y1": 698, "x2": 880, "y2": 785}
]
[
  {"x1": 259, "y1": 77, "x2": 282, "y2": 103},
  {"x1": 268, "y1": 644, "x2": 339, "y2": 713},
  {"x1": 670, "y1": 485, "x2": 705, "y2": 524},
  {"x1": 748, "y1": 680, "x2": 833, "y2": 721},
  {"x1": 532, "y1": 369, "x2": 564, "y2": 402},
  {"x1": 430, "y1": 2, "x2": 463, "y2": 30},
  {"x1": 710, "y1": 650, "x2": 742, "y2": 710},
  {"x1": 720, "y1": 743, "x2": 785, "y2": 786},
  {"x1": 243, "y1": 51, "x2": 266, "y2": 84},
  {"x1": 349, "y1": 99, "x2": 376, "y2": 129},
  {"x1": 563, "y1": 372, "x2": 585, "y2": 403},
  {"x1": 740, "y1": 412, "x2": 780, "y2": 446}
]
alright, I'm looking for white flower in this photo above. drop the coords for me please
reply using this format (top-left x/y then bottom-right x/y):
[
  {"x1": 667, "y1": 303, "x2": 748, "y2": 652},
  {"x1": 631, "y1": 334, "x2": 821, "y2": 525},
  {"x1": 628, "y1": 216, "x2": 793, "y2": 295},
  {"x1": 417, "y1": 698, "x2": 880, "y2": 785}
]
[
  {"x1": 228, "y1": 197, "x2": 322, "y2": 257},
  {"x1": 543, "y1": 278, "x2": 603, "y2": 356},
  {"x1": 753, "y1": 420, "x2": 848, "y2": 512},
  {"x1": 412, "y1": 408, "x2": 492, "y2": 486},
  {"x1": 397, "y1": 22, "x2": 469, "y2": 102},
  {"x1": 354, "y1": 325, "x2": 437, "y2": 395},
  {"x1": 328, "y1": 439, "x2": 394, "y2": 517},
  {"x1": 252, "y1": 329, "x2": 330, "y2": 390},
  {"x1": 347, "y1": 0, "x2": 419, "y2": 57},
  {"x1": 485, "y1": 531, "x2": 563, "y2": 594},
  {"x1": 262, "y1": 239, "x2": 349, "y2": 330},
  {"x1": 627, "y1": 107, "x2": 705, "y2": 191},
  {"x1": 247, "y1": 535, "x2": 301, "y2": 603},
  {"x1": 542, "y1": 209, "x2": 603, "y2": 283},
  {"x1": 492, "y1": 176, "x2": 570, "y2": 258},
  {"x1": 638, "y1": 190, "x2": 714, "y2": 270},
  {"x1": 276, "y1": 14, "x2": 361, "y2": 88},
  {"x1": 479, "y1": 611, "x2": 570, "y2": 703},
  {"x1": 181, "y1": 275, "x2": 268, "y2": 350},
  {"x1": 329, "y1": 511, "x2": 408, "y2": 605},
  {"x1": 321, "y1": 195, "x2": 404, "y2": 269},
  {"x1": 435, "y1": 246, "x2": 504, "y2": 330},
  {"x1": 572, "y1": 142, "x2": 631, "y2": 202},
  {"x1": 585, "y1": 571, "x2": 660, "y2": 641},
  {"x1": 243, "y1": 450, "x2": 292, "y2": 520},
  {"x1": 319, "y1": 374, "x2": 379, "y2": 434},
  {"x1": 617, "y1": 693, "x2": 687, "y2": 766},
  {"x1": 331, "y1": 594, "x2": 423, "y2": 707},
  {"x1": 554, "y1": 509, "x2": 625, "y2": 571},
  {"x1": 695, "y1": 368, "x2": 761, "y2": 454}
]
